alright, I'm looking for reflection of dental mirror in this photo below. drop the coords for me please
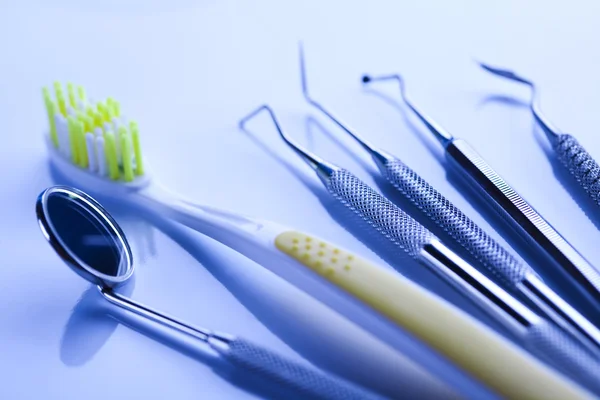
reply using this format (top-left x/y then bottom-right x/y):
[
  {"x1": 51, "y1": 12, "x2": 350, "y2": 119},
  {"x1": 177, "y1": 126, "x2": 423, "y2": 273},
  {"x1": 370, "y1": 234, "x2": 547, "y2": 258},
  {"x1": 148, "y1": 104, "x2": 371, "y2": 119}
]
[{"x1": 36, "y1": 185, "x2": 374, "y2": 400}]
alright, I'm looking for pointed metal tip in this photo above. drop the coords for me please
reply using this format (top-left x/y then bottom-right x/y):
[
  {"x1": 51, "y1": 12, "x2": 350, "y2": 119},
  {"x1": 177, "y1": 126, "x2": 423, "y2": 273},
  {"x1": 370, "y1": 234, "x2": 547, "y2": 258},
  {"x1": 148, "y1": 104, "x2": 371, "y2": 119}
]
[
  {"x1": 472, "y1": 58, "x2": 486, "y2": 68},
  {"x1": 298, "y1": 43, "x2": 309, "y2": 98},
  {"x1": 478, "y1": 61, "x2": 497, "y2": 73}
]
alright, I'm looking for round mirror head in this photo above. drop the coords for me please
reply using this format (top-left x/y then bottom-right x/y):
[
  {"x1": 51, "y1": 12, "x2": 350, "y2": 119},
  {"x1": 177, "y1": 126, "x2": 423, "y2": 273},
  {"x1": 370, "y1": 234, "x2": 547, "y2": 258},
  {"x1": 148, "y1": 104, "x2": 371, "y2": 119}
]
[{"x1": 36, "y1": 186, "x2": 134, "y2": 288}]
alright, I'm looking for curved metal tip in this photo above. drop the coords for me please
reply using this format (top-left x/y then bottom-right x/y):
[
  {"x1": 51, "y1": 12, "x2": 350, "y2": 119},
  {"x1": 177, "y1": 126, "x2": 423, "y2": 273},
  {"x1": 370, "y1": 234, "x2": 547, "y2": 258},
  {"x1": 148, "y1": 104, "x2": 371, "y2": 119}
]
[
  {"x1": 363, "y1": 72, "x2": 453, "y2": 146},
  {"x1": 480, "y1": 61, "x2": 560, "y2": 139},
  {"x1": 298, "y1": 45, "x2": 389, "y2": 163},
  {"x1": 238, "y1": 104, "x2": 337, "y2": 180},
  {"x1": 239, "y1": 104, "x2": 270, "y2": 131},
  {"x1": 362, "y1": 73, "x2": 403, "y2": 85},
  {"x1": 360, "y1": 73, "x2": 409, "y2": 103},
  {"x1": 478, "y1": 61, "x2": 531, "y2": 86}
]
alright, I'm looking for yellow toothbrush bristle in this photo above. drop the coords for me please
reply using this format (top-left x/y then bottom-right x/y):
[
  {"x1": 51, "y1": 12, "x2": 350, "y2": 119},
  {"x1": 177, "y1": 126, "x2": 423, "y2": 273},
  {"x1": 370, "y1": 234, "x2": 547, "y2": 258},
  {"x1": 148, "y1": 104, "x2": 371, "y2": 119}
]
[
  {"x1": 107, "y1": 97, "x2": 120, "y2": 117},
  {"x1": 130, "y1": 121, "x2": 144, "y2": 176},
  {"x1": 56, "y1": 96, "x2": 67, "y2": 116},
  {"x1": 78, "y1": 112, "x2": 92, "y2": 133},
  {"x1": 119, "y1": 126, "x2": 134, "y2": 182},
  {"x1": 74, "y1": 120, "x2": 88, "y2": 168},
  {"x1": 67, "y1": 116, "x2": 79, "y2": 165},
  {"x1": 77, "y1": 85, "x2": 86, "y2": 102},
  {"x1": 97, "y1": 102, "x2": 110, "y2": 122},
  {"x1": 43, "y1": 82, "x2": 144, "y2": 180},
  {"x1": 104, "y1": 132, "x2": 119, "y2": 180},
  {"x1": 92, "y1": 110, "x2": 104, "y2": 128},
  {"x1": 43, "y1": 87, "x2": 58, "y2": 148},
  {"x1": 67, "y1": 83, "x2": 76, "y2": 108}
]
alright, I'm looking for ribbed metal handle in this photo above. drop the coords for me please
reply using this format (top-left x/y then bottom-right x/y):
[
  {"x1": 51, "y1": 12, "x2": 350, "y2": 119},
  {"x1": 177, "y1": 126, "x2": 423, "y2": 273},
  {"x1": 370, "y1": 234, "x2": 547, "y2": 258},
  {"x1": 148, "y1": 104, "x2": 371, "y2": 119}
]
[
  {"x1": 219, "y1": 338, "x2": 381, "y2": 399},
  {"x1": 326, "y1": 169, "x2": 434, "y2": 258},
  {"x1": 554, "y1": 134, "x2": 600, "y2": 205},
  {"x1": 524, "y1": 322, "x2": 600, "y2": 395},
  {"x1": 445, "y1": 138, "x2": 600, "y2": 308},
  {"x1": 383, "y1": 158, "x2": 529, "y2": 290}
]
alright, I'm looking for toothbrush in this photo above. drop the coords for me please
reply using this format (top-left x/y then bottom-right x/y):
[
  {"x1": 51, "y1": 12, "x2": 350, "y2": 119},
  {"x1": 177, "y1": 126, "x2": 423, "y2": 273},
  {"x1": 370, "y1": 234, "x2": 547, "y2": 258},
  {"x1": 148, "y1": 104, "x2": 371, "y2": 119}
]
[
  {"x1": 42, "y1": 83, "x2": 593, "y2": 399},
  {"x1": 42, "y1": 83, "x2": 460, "y2": 400}
]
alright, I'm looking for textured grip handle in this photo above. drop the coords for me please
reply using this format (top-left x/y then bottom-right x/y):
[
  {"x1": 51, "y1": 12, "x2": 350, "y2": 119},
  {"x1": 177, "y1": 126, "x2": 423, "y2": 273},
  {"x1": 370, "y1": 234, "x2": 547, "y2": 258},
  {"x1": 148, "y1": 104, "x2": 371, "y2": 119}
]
[
  {"x1": 445, "y1": 139, "x2": 600, "y2": 305},
  {"x1": 326, "y1": 169, "x2": 434, "y2": 258},
  {"x1": 384, "y1": 158, "x2": 529, "y2": 290},
  {"x1": 222, "y1": 338, "x2": 380, "y2": 399},
  {"x1": 525, "y1": 322, "x2": 600, "y2": 394},
  {"x1": 554, "y1": 134, "x2": 600, "y2": 205}
]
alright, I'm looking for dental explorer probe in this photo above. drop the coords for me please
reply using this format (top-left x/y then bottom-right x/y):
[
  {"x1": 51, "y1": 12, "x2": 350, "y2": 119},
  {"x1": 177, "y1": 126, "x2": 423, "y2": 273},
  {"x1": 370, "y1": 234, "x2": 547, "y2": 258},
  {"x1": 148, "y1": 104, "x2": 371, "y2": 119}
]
[
  {"x1": 479, "y1": 62, "x2": 600, "y2": 207},
  {"x1": 296, "y1": 47, "x2": 600, "y2": 354},
  {"x1": 239, "y1": 104, "x2": 600, "y2": 394},
  {"x1": 362, "y1": 73, "x2": 600, "y2": 322}
]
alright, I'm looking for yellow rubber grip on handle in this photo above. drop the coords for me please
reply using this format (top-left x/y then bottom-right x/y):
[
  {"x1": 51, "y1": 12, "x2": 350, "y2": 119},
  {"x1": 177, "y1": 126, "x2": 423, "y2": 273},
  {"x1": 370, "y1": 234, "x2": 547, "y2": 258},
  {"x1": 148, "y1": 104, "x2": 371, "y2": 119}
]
[{"x1": 274, "y1": 231, "x2": 590, "y2": 400}]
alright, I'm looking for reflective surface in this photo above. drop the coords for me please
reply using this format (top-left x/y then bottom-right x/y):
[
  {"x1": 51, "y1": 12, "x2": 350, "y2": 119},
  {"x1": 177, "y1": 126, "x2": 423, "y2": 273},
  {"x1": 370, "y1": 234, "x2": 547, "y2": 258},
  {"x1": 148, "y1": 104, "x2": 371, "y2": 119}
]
[
  {"x1": 4, "y1": 1, "x2": 600, "y2": 399},
  {"x1": 47, "y1": 190, "x2": 122, "y2": 276},
  {"x1": 36, "y1": 186, "x2": 133, "y2": 287}
]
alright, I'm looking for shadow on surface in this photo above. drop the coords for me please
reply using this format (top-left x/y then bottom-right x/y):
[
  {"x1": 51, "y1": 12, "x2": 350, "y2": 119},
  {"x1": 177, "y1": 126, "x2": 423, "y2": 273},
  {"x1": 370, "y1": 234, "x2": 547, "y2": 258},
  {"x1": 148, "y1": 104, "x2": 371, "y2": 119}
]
[{"x1": 60, "y1": 285, "x2": 121, "y2": 366}]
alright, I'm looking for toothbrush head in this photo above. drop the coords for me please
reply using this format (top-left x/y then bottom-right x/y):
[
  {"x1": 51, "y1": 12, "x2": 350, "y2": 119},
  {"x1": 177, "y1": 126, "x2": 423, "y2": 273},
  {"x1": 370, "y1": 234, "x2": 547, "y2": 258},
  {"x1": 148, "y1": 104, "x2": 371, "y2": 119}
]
[{"x1": 42, "y1": 83, "x2": 152, "y2": 195}]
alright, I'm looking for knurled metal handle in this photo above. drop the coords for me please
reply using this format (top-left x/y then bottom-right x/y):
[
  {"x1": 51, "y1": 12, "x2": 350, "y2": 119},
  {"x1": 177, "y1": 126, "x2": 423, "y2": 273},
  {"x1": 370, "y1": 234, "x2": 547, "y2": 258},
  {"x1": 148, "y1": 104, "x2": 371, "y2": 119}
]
[
  {"x1": 382, "y1": 158, "x2": 529, "y2": 291},
  {"x1": 326, "y1": 169, "x2": 435, "y2": 258},
  {"x1": 555, "y1": 134, "x2": 600, "y2": 205},
  {"x1": 445, "y1": 138, "x2": 600, "y2": 305}
]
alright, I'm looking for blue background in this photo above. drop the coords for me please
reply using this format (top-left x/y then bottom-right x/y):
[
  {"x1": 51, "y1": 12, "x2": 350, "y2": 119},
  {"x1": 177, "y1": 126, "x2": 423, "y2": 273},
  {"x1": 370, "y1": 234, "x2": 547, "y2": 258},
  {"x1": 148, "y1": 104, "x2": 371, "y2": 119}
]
[{"x1": 2, "y1": 0, "x2": 600, "y2": 398}]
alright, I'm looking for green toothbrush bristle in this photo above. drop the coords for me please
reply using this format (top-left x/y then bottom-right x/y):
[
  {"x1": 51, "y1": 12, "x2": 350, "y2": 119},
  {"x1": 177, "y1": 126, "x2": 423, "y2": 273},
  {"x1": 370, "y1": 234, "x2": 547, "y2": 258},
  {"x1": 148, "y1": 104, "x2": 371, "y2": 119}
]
[{"x1": 43, "y1": 82, "x2": 145, "y2": 181}]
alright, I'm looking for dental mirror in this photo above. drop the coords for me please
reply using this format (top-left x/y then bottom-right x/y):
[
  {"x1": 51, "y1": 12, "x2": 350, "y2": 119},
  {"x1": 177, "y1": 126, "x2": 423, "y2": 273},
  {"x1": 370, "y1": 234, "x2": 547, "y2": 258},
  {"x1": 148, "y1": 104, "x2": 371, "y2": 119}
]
[
  {"x1": 36, "y1": 185, "x2": 133, "y2": 288},
  {"x1": 35, "y1": 185, "x2": 371, "y2": 400}
]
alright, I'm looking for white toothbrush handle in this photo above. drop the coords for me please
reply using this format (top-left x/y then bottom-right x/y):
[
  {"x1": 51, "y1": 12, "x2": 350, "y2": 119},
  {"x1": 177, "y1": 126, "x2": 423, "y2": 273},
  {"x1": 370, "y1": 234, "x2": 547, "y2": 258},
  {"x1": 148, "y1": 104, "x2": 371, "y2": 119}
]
[
  {"x1": 135, "y1": 185, "x2": 592, "y2": 399},
  {"x1": 136, "y1": 183, "x2": 293, "y2": 267}
]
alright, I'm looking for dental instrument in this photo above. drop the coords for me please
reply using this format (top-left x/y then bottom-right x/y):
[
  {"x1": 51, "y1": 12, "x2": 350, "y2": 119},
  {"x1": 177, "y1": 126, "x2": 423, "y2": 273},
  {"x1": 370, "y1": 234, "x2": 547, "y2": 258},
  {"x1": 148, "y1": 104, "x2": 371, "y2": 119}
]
[
  {"x1": 296, "y1": 46, "x2": 600, "y2": 354},
  {"x1": 361, "y1": 72, "x2": 600, "y2": 324},
  {"x1": 479, "y1": 62, "x2": 600, "y2": 206}
]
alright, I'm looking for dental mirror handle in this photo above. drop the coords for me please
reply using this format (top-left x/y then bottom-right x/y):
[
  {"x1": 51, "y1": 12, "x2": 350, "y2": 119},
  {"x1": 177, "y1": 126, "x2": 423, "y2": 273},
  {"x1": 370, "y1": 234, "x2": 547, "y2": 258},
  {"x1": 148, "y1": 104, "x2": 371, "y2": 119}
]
[{"x1": 100, "y1": 288, "x2": 379, "y2": 400}]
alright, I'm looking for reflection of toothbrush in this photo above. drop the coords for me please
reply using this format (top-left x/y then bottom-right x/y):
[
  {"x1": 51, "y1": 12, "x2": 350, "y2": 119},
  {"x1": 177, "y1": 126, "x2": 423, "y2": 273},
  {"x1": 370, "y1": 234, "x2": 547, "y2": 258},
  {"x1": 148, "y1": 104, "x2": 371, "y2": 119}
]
[{"x1": 42, "y1": 83, "x2": 592, "y2": 399}]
